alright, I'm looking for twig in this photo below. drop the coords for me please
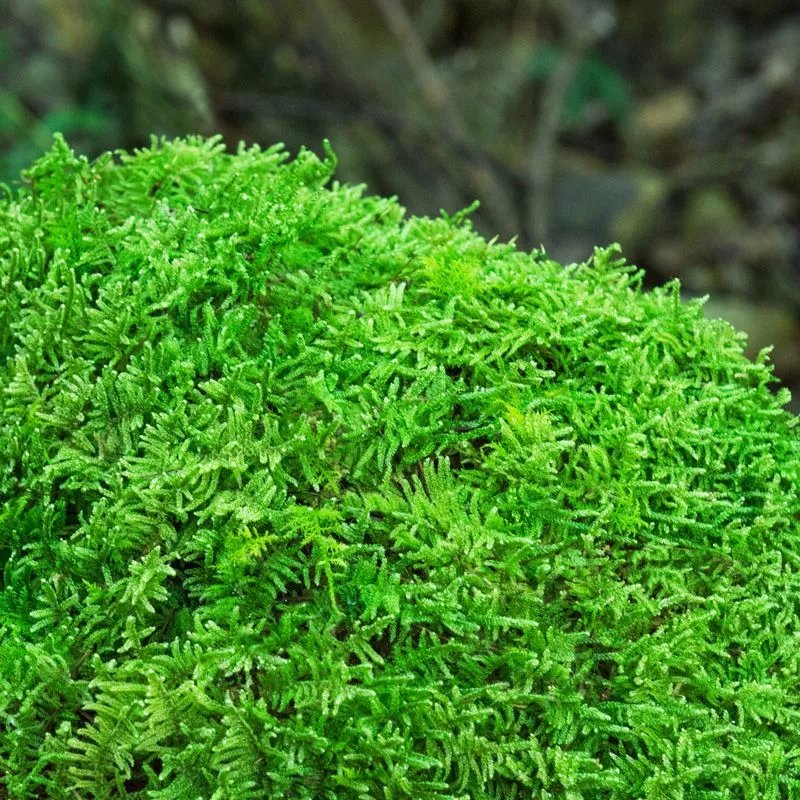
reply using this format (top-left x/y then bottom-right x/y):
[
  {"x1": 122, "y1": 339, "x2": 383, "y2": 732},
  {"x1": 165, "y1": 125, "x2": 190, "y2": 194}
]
[
  {"x1": 528, "y1": 0, "x2": 616, "y2": 246},
  {"x1": 374, "y1": 0, "x2": 465, "y2": 138},
  {"x1": 375, "y1": 0, "x2": 520, "y2": 239},
  {"x1": 528, "y1": 46, "x2": 580, "y2": 246}
]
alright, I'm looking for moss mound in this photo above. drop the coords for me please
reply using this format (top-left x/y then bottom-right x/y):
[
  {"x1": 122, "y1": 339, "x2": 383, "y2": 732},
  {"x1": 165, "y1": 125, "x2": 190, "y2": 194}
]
[{"x1": 1, "y1": 136, "x2": 799, "y2": 798}]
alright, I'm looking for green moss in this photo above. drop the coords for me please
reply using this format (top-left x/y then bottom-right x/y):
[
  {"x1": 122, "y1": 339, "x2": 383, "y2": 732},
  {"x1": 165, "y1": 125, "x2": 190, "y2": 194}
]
[{"x1": 1, "y1": 135, "x2": 799, "y2": 799}]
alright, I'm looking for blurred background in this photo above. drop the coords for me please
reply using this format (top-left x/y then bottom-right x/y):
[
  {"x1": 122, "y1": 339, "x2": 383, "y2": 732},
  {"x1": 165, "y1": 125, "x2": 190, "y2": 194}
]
[{"x1": 2, "y1": 0, "x2": 799, "y2": 406}]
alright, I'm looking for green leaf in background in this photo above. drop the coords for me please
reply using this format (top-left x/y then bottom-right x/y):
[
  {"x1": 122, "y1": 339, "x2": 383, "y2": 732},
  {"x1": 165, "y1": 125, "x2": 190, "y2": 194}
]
[{"x1": 530, "y1": 44, "x2": 631, "y2": 126}]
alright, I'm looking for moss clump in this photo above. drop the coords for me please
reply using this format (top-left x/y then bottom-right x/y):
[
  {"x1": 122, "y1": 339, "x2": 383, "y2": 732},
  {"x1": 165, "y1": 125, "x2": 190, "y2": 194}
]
[{"x1": 1, "y1": 135, "x2": 799, "y2": 799}]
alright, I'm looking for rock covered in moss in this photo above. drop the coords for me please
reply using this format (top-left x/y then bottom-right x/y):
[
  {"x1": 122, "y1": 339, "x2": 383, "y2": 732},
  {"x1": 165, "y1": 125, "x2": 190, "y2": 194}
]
[{"x1": 1, "y1": 135, "x2": 798, "y2": 799}]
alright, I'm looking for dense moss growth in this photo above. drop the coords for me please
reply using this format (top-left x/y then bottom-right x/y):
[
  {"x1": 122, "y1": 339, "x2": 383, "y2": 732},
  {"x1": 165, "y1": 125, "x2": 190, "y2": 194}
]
[{"x1": 1, "y1": 136, "x2": 799, "y2": 799}]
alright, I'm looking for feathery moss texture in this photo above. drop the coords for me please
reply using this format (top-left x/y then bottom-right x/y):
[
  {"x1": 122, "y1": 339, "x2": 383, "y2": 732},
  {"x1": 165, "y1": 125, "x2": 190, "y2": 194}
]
[{"x1": 1, "y1": 135, "x2": 799, "y2": 799}]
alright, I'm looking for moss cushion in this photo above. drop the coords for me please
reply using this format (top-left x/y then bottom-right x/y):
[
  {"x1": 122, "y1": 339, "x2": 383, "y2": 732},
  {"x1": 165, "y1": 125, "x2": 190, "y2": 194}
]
[{"x1": 1, "y1": 136, "x2": 798, "y2": 798}]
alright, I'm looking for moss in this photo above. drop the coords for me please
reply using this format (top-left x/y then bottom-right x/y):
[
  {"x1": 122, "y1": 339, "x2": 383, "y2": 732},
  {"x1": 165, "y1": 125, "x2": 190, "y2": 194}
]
[{"x1": 1, "y1": 135, "x2": 799, "y2": 799}]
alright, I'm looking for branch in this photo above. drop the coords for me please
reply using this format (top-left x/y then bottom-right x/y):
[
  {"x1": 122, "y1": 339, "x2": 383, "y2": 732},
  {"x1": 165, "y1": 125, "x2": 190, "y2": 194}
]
[
  {"x1": 527, "y1": 0, "x2": 616, "y2": 245},
  {"x1": 375, "y1": 0, "x2": 521, "y2": 239}
]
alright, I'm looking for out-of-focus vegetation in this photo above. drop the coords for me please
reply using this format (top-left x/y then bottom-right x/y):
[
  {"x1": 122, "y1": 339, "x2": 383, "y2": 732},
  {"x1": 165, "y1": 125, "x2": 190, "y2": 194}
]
[{"x1": 2, "y1": 0, "x2": 799, "y2": 400}]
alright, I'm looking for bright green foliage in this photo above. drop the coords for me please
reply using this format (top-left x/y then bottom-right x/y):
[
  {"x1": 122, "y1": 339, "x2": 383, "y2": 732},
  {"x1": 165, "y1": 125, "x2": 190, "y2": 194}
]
[{"x1": 1, "y1": 135, "x2": 799, "y2": 799}]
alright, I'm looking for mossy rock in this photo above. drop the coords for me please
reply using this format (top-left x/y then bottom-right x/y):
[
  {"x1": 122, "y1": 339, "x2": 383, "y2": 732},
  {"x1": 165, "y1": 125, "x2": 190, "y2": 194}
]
[{"x1": 1, "y1": 135, "x2": 799, "y2": 799}]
